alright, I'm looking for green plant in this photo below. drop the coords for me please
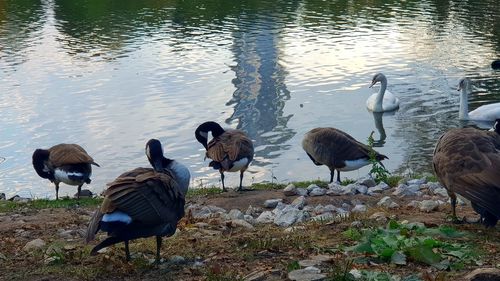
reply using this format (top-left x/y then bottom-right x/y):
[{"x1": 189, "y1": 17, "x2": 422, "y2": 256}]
[
  {"x1": 287, "y1": 260, "x2": 300, "y2": 272},
  {"x1": 344, "y1": 220, "x2": 480, "y2": 270},
  {"x1": 367, "y1": 131, "x2": 390, "y2": 183}
]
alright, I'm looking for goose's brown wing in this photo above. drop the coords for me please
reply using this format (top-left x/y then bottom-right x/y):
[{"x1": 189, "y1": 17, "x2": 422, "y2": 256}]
[
  {"x1": 302, "y1": 128, "x2": 372, "y2": 167},
  {"x1": 100, "y1": 168, "x2": 185, "y2": 225},
  {"x1": 48, "y1": 144, "x2": 97, "y2": 166},
  {"x1": 433, "y1": 128, "x2": 500, "y2": 217},
  {"x1": 206, "y1": 130, "x2": 254, "y2": 162}
]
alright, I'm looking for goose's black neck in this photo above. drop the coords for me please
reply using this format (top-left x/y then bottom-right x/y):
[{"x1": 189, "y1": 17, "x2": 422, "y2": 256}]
[{"x1": 195, "y1": 121, "x2": 225, "y2": 149}]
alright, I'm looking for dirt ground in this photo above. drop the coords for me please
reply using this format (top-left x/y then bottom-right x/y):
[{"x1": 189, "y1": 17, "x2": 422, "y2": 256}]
[{"x1": 0, "y1": 188, "x2": 499, "y2": 281}]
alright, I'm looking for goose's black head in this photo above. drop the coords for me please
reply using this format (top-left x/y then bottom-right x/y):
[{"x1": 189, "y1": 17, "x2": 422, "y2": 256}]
[
  {"x1": 195, "y1": 121, "x2": 225, "y2": 150},
  {"x1": 491, "y1": 60, "x2": 500, "y2": 70},
  {"x1": 32, "y1": 149, "x2": 53, "y2": 180},
  {"x1": 146, "y1": 139, "x2": 165, "y2": 172}
]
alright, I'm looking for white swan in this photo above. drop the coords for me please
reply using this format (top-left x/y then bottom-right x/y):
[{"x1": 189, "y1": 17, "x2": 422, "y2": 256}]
[
  {"x1": 367, "y1": 73, "x2": 400, "y2": 112},
  {"x1": 458, "y1": 78, "x2": 500, "y2": 121}
]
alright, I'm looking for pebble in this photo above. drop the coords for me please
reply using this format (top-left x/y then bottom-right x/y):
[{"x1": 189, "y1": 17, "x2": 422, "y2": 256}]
[{"x1": 228, "y1": 209, "x2": 244, "y2": 220}]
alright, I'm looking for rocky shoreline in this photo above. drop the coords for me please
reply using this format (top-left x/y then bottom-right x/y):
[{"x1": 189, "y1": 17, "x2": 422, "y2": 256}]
[{"x1": 1, "y1": 175, "x2": 499, "y2": 281}]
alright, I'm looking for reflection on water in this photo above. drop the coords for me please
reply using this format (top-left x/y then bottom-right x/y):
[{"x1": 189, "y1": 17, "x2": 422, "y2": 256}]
[{"x1": 1, "y1": 0, "x2": 500, "y2": 198}]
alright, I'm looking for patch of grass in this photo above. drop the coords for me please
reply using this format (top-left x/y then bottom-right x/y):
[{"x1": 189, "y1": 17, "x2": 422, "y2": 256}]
[
  {"x1": 186, "y1": 187, "x2": 223, "y2": 197},
  {"x1": 292, "y1": 180, "x2": 329, "y2": 188},
  {"x1": 384, "y1": 175, "x2": 403, "y2": 187},
  {"x1": 0, "y1": 197, "x2": 102, "y2": 212},
  {"x1": 286, "y1": 260, "x2": 300, "y2": 272},
  {"x1": 344, "y1": 220, "x2": 480, "y2": 270},
  {"x1": 251, "y1": 182, "x2": 286, "y2": 190},
  {"x1": 340, "y1": 178, "x2": 356, "y2": 186}
]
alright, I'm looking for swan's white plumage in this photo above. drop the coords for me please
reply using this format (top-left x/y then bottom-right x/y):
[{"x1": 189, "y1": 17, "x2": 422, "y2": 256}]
[
  {"x1": 367, "y1": 73, "x2": 400, "y2": 112},
  {"x1": 458, "y1": 78, "x2": 500, "y2": 121}
]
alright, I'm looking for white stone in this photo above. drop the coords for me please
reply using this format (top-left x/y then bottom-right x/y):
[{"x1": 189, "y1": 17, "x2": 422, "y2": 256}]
[
  {"x1": 256, "y1": 211, "x2": 275, "y2": 224},
  {"x1": 408, "y1": 178, "x2": 427, "y2": 185},
  {"x1": 228, "y1": 209, "x2": 244, "y2": 220},
  {"x1": 264, "y1": 199, "x2": 282, "y2": 208},
  {"x1": 432, "y1": 188, "x2": 449, "y2": 197},
  {"x1": 377, "y1": 196, "x2": 396, "y2": 208},
  {"x1": 296, "y1": 188, "x2": 309, "y2": 197},
  {"x1": 309, "y1": 187, "x2": 326, "y2": 197},
  {"x1": 283, "y1": 184, "x2": 297, "y2": 196},
  {"x1": 291, "y1": 196, "x2": 307, "y2": 209},
  {"x1": 419, "y1": 200, "x2": 439, "y2": 212},
  {"x1": 351, "y1": 204, "x2": 367, "y2": 213},
  {"x1": 307, "y1": 184, "x2": 320, "y2": 192},
  {"x1": 288, "y1": 267, "x2": 326, "y2": 281},
  {"x1": 356, "y1": 185, "x2": 368, "y2": 195},
  {"x1": 229, "y1": 219, "x2": 255, "y2": 230},
  {"x1": 23, "y1": 239, "x2": 46, "y2": 251},
  {"x1": 356, "y1": 177, "x2": 376, "y2": 187}
]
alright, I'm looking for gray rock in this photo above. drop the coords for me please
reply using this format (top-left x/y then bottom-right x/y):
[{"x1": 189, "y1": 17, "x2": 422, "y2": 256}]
[
  {"x1": 426, "y1": 182, "x2": 443, "y2": 192},
  {"x1": 75, "y1": 189, "x2": 93, "y2": 198},
  {"x1": 367, "y1": 182, "x2": 390, "y2": 194},
  {"x1": 229, "y1": 219, "x2": 255, "y2": 230},
  {"x1": 406, "y1": 200, "x2": 420, "y2": 208},
  {"x1": 357, "y1": 177, "x2": 376, "y2": 188},
  {"x1": 311, "y1": 212, "x2": 334, "y2": 222},
  {"x1": 245, "y1": 205, "x2": 262, "y2": 216},
  {"x1": 283, "y1": 184, "x2": 297, "y2": 196},
  {"x1": 419, "y1": 200, "x2": 439, "y2": 212},
  {"x1": 23, "y1": 238, "x2": 46, "y2": 251},
  {"x1": 168, "y1": 255, "x2": 186, "y2": 264},
  {"x1": 189, "y1": 205, "x2": 227, "y2": 219},
  {"x1": 256, "y1": 211, "x2": 275, "y2": 224},
  {"x1": 0, "y1": 193, "x2": 5, "y2": 200},
  {"x1": 296, "y1": 188, "x2": 309, "y2": 197},
  {"x1": 264, "y1": 199, "x2": 283, "y2": 208},
  {"x1": 342, "y1": 184, "x2": 359, "y2": 195},
  {"x1": 309, "y1": 187, "x2": 326, "y2": 197},
  {"x1": 288, "y1": 267, "x2": 326, "y2": 281},
  {"x1": 244, "y1": 215, "x2": 256, "y2": 225},
  {"x1": 274, "y1": 208, "x2": 309, "y2": 227},
  {"x1": 432, "y1": 188, "x2": 449, "y2": 197},
  {"x1": 350, "y1": 220, "x2": 363, "y2": 228},
  {"x1": 369, "y1": 212, "x2": 388, "y2": 222},
  {"x1": 351, "y1": 204, "x2": 367, "y2": 213},
  {"x1": 307, "y1": 184, "x2": 320, "y2": 192},
  {"x1": 392, "y1": 184, "x2": 420, "y2": 197},
  {"x1": 408, "y1": 178, "x2": 427, "y2": 185},
  {"x1": 327, "y1": 182, "x2": 343, "y2": 189},
  {"x1": 356, "y1": 185, "x2": 368, "y2": 195},
  {"x1": 291, "y1": 196, "x2": 307, "y2": 209},
  {"x1": 377, "y1": 196, "x2": 399, "y2": 209},
  {"x1": 326, "y1": 186, "x2": 344, "y2": 196},
  {"x1": 228, "y1": 209, "x2": 244, "y2": 220}
]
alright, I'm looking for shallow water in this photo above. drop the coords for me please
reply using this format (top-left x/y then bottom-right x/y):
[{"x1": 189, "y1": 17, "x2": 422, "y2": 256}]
[{"x1": 1, "y1": 0, "x2": 500, "y2": 198}]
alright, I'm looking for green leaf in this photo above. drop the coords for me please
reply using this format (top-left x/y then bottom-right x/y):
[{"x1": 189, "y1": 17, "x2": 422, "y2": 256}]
[
  {"x1": 391, "y1": 251, "x2": 407, "y2": 265},
  {"x1": 387, "y1": 220, "x2": 400, "y2": 230},
  {"x1": 407, "y1": 245, "x2": 442, "y2": 265},
  {"x1": 353, "y1": 240, "x2": 374, "y2": 254}
]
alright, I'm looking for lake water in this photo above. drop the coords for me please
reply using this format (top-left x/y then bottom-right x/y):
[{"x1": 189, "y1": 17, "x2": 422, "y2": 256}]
[{"x1": 1, "y1": 0, "x2": 499, "y2": 199}]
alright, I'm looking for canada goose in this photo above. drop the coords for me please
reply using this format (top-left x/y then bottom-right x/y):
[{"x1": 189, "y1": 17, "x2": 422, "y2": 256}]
[
  {"x1": 32, "y1": 144, "x2": 99, "y2": 199},
  {"x1": 302, "y1": 127, "x2": 388, "y2": 183},
  {"x1": 367, "y1": 73, "x2": 400, "y2": 112},
  {"x1": 433, "y1": 127, "x2": 500, "y2": 227},
  {"x1": 195, "y1": 121, "x2": 254, "y2": 192},
  {"x1": 457, "y1": 78, "x2": 500, "y2": 121},
  {"x1": 492, "y1": 60, "x2": 500, "y2": 70},
  {"x1": 86, "y1": 139, "x2": 190, "y2": 263}
]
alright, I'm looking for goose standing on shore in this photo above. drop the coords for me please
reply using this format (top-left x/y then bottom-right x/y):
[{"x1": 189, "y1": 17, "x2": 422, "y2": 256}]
[
  {"x1": 367, "y1": 73, "x2": 400, "y2": 112},
  {"x1": 457, "y1": 78, "x2": 500, "y2": 121},
  {"x1": 302, "y1": 127, "x2": 388, "y2": 183},
  {"x1": 433, "y1": 127, "x2": 500, "y2": 227},
  {"x1": 86, "y1": 139, "x2": 190, "y2": 263},
  {"x1": 32, "y1": 144, "x2": 99, "y2": 199},
  {"x1": 195, "y1": 121, "x2": 254, "y2": 192}
]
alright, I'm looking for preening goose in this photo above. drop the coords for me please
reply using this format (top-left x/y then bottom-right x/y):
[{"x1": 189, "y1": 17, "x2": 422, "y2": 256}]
[
  {"x1": 195, "y1": 121, "x2": 254, "y2": 192},
  {"x1": 433, "y1": 127, "x2": 500, "y2": 227},
  {"x1": 457, "y1": 78, "x2": 500, "y2": 121},
  {"x1": 32, "y1": 144, "x2": 99, "y2": 199},
  {"x1": 367, "y1": 73, "x2": 400, "y2": 112},
  {"x1": 86, "y1": 139, "x2": 190, "y2": 263},
  {"x1": 302, "y1": 127, "x2": 388, "y2": 183}
]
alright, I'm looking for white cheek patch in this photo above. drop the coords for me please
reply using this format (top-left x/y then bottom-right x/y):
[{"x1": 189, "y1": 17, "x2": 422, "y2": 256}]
[
  {"x1": 228, "y1": 158, "x2": 249, "y2": 172},
  {"x1": 102, "y1": 211, "x2": 133, "y2": 224},
  {"x1": 146, "y1": 146, "x2": 151, "y2": 160}
]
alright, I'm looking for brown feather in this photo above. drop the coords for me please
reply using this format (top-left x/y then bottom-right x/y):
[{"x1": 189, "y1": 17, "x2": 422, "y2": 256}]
[
  {"x1": 48, "y1": 144, "x2": 98, "y2": 166},
  {"x1": 206, "y1": 129, "x2": 254, "y2": 165},
  {"x1": 302, "y1": 127, "x2": 385, "y2": 169},
  {"x1": 433, "y1": 127, "x2": 500, "y2": 220}
]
